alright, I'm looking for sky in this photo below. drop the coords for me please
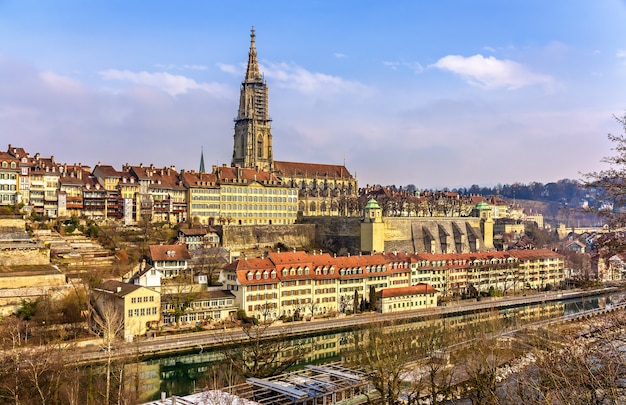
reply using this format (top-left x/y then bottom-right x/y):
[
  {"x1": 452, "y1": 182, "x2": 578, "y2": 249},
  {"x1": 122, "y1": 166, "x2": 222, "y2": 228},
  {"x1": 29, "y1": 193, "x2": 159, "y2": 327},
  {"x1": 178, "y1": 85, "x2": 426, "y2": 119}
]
[{"x1": 0, "y1": 1, "x2": 625, "y2": 190}]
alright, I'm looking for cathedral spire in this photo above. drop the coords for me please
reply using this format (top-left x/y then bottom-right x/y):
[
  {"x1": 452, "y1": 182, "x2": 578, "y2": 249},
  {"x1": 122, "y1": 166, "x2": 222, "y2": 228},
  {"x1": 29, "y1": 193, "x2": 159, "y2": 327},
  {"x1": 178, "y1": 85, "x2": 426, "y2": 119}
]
[
  {"x1": 199, "y1": 146, "x2": 205, "y2": 173},
  {"x1": 245, "y1": 26, "x2": 262, "y2": 82},
  {"x1": 232, "y1": 27, "x2": 273, "y2": 172}
]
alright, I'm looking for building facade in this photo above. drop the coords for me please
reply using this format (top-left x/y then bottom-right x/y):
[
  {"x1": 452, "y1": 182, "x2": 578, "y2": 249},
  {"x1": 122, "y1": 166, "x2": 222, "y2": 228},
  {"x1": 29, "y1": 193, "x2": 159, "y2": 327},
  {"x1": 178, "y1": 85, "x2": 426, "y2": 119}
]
[{"x1": 219, "y1": 248, "x2": 565, "y2": 320}]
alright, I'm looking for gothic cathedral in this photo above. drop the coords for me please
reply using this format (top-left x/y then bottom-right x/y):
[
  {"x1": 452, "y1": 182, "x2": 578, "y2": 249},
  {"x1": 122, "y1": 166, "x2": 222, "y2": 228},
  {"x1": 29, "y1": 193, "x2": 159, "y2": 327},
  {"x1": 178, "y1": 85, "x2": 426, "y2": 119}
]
[
  {"x1": 231, "y1": 28, "x2": 359, "y2": 217},
  {"x1": 231, "y1": 27, "x2": 273, "y2": 172}
]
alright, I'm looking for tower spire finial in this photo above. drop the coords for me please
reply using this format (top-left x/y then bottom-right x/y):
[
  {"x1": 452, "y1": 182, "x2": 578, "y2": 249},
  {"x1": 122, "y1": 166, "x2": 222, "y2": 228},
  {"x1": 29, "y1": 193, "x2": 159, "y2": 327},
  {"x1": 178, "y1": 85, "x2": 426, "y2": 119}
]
[
  {"x1": 199, "y1": 146, "x2": 205, "y2": 173},
  {"x1": 246, "y1": 26, "x2": 261, "y2": 81}
]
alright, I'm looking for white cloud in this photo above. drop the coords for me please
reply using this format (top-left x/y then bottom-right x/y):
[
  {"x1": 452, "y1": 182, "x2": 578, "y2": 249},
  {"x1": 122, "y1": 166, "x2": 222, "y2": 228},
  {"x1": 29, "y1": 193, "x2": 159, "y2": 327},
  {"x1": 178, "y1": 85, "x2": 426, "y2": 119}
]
[
  {"x1": 617, "y1": 49, "x2": 626, "y2": 58},
  {"x1": 98, "y1": 69, "x2": 231, "y2": 97},
  {"x1": 431, "y1": 54, "x2": 554, "y2": 90},
  {"x1": 334, "y1": 52, "x2": 347, "y2": 59},
  {"x1": 383, "y1": 60, "x2": 424, "y2": 74},
  {"x1": 261, "y1": 62, "x2": 367, "y2": 95},
  {"x1": 217, "y1": 63, "x2": 241, "y2": 75},
  {"x1": 383, "y1": 61, "x2": 399, "y2": 71},
  {"x1": 483, "y1": 46, "x2": 496, "y2": 53}
]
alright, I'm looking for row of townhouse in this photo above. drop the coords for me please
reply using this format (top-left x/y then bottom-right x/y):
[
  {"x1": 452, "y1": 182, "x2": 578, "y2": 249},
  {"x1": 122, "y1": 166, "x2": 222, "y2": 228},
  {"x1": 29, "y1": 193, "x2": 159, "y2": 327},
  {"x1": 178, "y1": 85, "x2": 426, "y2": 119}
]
[
  {"x1": 220, "y1": 248, "x2": 565, "y2": 320},
  {"x1": 3, "y1": 145, "x2": 299, "y2": 225},
  {"x1": 94, "y1": 242, "x2": 564, "y2": 338}
]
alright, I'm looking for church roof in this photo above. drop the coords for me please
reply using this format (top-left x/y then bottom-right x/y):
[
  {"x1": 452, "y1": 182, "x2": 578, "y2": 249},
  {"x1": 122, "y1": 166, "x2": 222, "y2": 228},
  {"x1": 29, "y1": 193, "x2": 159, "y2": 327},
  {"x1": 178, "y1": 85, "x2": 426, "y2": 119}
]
[{"x1": 274, "y1": 161, "x2": 354, "y2": 180}]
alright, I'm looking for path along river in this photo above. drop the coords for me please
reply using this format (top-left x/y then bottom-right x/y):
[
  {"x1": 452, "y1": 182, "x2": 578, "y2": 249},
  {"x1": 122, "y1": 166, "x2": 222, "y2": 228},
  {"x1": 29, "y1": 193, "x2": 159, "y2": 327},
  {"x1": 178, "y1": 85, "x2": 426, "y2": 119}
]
[{"x1": 94, "y1": 288, "x2": 626, "y2": 402}]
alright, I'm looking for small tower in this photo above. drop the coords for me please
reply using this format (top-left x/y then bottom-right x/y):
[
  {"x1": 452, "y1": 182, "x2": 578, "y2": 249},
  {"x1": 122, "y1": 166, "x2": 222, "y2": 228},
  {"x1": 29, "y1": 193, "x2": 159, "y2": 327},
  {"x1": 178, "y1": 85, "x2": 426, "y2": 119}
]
[
  {"x1": 231, "y1": 27, "x2": 274, "y2": 171},
  {"x1": 361, "y1": 198, "x2": 384, "y2": 253},
  {"x1": 475, "y1": 201, "x2": 494, "y2": 250},
  {"x1": 199, "y1": 146, "x2": 205, "y2": 173}
]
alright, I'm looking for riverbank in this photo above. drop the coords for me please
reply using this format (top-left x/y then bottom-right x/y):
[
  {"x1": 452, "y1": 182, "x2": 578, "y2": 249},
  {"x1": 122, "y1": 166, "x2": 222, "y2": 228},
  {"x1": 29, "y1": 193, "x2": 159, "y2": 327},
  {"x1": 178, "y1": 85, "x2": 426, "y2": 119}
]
[{"x1": 74, "y1": 286, "x2": 622, "y2": 364}]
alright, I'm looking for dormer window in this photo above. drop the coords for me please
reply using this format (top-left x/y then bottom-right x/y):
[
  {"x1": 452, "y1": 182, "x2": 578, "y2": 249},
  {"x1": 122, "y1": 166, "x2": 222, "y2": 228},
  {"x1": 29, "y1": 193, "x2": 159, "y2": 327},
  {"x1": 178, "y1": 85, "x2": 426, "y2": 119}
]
[
  {"x1": 263, "y1": 271, "x2": 269, "y2": 280},
  {"x1": 255, "y1": 271, "x2": 261, "y2": 280},
  {"x1": 282, "y1": 269, "x2": 288, "y2": 277},
  {"x1": 247, "y1": 272, "x2": 253, "y2": 281}
]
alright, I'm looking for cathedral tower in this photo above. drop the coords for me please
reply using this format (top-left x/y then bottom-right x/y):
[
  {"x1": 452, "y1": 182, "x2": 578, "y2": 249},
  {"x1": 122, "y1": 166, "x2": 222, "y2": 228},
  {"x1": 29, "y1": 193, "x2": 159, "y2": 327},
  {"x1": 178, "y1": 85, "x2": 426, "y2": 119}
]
[{"x1": 231, "y1": 27, "x2": 273, "y2": 171}]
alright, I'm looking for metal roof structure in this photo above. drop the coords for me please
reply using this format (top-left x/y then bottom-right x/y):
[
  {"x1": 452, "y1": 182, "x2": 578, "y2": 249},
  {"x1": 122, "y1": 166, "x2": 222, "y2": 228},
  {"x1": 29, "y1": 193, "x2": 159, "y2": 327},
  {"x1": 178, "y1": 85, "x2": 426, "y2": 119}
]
[{"x1": 141, "y1": 363, "x2": 371, "y2": 405}]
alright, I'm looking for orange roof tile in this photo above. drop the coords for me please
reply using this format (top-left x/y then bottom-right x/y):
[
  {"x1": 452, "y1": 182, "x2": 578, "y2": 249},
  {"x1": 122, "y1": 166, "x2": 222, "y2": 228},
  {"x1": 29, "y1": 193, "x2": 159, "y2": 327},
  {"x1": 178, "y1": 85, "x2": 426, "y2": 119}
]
[
  {"x1": 149, "y1": 244, "x2": 191, "y2": 261},
  {"x1": 274, "y1": 161, "x2": 354, "y2": 180},
  {"x1": 378, "y1": 283, "x2": 439, "y2": 298}
]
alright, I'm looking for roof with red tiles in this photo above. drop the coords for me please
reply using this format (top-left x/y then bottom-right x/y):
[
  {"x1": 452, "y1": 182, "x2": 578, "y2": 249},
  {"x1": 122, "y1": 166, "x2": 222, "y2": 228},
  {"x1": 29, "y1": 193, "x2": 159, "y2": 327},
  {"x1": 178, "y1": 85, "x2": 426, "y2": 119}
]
[
  {"x1": 149, "y1": 244, "x2": 191, "y2": 261},
  {"x1": 213, "y1": 165, "x2": 282, "y2": 185},
  {"x1": 180, "y1": 170, "x2": 218, "y2": 188},
  {"x1": 378, "y1": 283, "x2": 439, "y2": 299},
  {"x1": 223, "y1": 248, "x2": 563, "y2": 286},
  {"x1": 274, "y1": 161, "x2": 354, "y2": 180},
  {"x1": 93, "y1": 164, "x2": 121, "y2": 178},
  {"x1": 7, "y1": 145, "x2": 29, "y2": 159}
]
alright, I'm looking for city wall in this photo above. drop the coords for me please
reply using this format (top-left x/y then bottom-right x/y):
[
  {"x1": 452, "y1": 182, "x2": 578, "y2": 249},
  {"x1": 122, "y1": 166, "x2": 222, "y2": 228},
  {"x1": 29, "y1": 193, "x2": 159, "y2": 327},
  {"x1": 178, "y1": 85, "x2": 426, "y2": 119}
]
[
  {"x1": 301, "y1": 216, "x2": 486, "y2": 254},
  {"x1": 0, "y1": 246, "x2": 51, "y2": 266},
  {"x1": 220, "y1": 224, "x2": 317, "y2": 251},
  {"x1": 220, "y1": 216, "x2": 487, "y2": 255}
]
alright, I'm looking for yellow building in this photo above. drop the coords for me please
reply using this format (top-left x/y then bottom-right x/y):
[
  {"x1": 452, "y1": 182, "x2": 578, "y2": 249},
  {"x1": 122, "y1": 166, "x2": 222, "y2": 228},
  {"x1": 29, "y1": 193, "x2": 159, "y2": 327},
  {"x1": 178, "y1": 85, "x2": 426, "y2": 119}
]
[
  {"x1": 91, "y1": 280, "x2": 161, "y2": 341},
  {"x1": 180, "y1": 170, "x2": 220, "y2": 225},
  {"x1": 221, "y1": 248, "x2": 565, "y2": 319},
  {"x1": 376, "y1": 284, "x2": 438, "y2": 313},
  {"x1": 213, "y1": 164, "x2": 298, "y2": 225}
]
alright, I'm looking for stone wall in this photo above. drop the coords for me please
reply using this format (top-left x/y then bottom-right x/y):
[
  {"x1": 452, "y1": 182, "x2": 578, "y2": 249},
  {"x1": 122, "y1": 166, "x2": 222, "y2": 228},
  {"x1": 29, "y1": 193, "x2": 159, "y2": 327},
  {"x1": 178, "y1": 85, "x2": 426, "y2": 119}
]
[
  {"x1": 0, "y1": 217, "x2": 26, "y2": 229},
  {"x1": 301, "y1": 216, "x2": 487, "y2": 255},
  {"x1": 0, "y1": 246, "x2": 51, "y2": 266},
  {"x1": 299, "y1": 217, "x2": 361, "y2": 254},
  {"x1": 383, "y1": 217, "x2": 485, "y2": 254},
  {"x1": 220, "y1": 216, "x2": 489, "y2": 255},
  {"x1": 220, "y1": 224, "x2": 316, "y2": 251},
  {"x1": 0, "y1": 270, "x2": 66, "y2": 289}
]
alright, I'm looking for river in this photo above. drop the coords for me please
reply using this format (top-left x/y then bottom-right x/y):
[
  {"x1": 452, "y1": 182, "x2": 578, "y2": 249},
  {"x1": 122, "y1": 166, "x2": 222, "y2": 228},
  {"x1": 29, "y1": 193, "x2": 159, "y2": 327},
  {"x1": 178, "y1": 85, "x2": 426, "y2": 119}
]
[{"x1": 117, "y1": 289, "x2": 626, "y2": 402}]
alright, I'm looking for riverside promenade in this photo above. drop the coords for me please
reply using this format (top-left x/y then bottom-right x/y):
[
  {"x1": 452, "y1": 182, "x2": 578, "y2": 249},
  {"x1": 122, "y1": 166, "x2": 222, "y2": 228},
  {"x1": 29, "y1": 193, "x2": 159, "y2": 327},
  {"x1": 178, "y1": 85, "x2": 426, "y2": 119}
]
[{"x1": 74, "y1": 287, "x2": 619, "y2": 364}]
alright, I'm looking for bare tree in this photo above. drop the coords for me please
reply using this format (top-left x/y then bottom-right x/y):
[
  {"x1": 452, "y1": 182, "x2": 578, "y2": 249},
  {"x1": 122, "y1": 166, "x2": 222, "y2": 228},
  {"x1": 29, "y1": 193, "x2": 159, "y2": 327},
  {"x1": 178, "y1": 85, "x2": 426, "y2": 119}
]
[
  {"x1": 347, "y1": 321, "x2": 425, "y2": 405},
  {"x1": 582, "y1": 113, "x2": 626, "y2": 244},
  {"x1": 90, "y1": 300, "x2": 125, "y2": 405},
  {"x1": 413, "y1": 324, "x2": 458, "y2": 405},
  {"x1": 455, "y1": 310, "x2": 522, "y2": 405},
  {"x1": 504, "y1": 312, "x2": 626, "y2": 404},
  {"x1": 220, "y1": 316, "x2": 307, "y2": 380},
  {"x1": 191, "y1": 246, "x2": 229, "y2": 286}
]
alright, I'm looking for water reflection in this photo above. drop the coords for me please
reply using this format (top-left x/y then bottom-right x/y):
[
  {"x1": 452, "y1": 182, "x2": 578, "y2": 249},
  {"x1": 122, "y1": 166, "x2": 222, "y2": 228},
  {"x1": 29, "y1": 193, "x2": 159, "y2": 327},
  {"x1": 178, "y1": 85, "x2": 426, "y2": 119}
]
[{"x1": 130, "y1": 291, "x2": 626, "y2": 401}]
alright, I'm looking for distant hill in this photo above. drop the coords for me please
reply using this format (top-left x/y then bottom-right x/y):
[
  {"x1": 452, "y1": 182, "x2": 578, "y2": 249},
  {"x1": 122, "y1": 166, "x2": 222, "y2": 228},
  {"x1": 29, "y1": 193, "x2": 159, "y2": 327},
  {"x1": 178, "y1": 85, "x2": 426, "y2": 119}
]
[{"x1": 514, "y1": 199, "x2": 603, "y2": 228}]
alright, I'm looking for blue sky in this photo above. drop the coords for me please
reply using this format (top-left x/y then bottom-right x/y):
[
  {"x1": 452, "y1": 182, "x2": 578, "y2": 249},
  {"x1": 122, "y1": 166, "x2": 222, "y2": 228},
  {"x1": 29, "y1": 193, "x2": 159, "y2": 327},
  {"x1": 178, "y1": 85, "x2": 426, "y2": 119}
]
[{"x1": 1, "y1": 1, "x2": 625, "y2": 189}]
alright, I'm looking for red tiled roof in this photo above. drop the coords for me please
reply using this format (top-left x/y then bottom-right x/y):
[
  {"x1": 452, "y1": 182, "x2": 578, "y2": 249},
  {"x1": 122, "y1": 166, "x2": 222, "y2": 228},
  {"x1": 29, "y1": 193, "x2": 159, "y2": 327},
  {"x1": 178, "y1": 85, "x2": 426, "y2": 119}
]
[
  {"x1": 93, "y1": 164, "x2": 120, "y2": 178},
  {"x1": 180, "y1": 171, "x2": 218, "y2": 188},
  {"x1": 274, "y1": 161, "x2": 354, "y2": 180},
  {"x1": 149, "y1": 244, "x2": 191, "y2": 261},
  {"x1": 378, "y1": 283, "x2": 438, "y2": 299}
]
